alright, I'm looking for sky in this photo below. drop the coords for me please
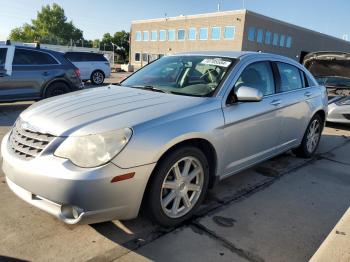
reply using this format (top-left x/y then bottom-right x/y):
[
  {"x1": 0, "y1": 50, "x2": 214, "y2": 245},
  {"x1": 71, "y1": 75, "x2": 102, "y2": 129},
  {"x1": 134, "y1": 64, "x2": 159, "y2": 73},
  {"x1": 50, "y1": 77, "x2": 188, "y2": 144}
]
[{"x1": 0, "y1": 0, "x2": 349, "y2": 41}]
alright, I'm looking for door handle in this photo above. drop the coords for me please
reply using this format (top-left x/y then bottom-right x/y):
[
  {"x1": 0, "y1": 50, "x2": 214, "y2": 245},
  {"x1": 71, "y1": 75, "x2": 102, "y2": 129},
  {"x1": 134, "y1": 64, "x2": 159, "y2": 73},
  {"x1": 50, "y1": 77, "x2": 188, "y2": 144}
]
[
  {"x1": 270, "y1": 99, "x2": 282, "y2": 106},
  {"x1": 304, "y1": 91, "x2": 312, "y2": 97},
  {"x1": 42, "y1": 71, "x2": 49, "y2": 76}
]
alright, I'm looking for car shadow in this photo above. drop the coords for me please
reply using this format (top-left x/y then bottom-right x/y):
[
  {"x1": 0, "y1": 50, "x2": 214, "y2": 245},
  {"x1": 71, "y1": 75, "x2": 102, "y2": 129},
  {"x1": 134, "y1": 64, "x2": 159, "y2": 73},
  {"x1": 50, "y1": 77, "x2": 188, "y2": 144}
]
[
  {"x1": 88, "y1": 131, "x2": 350, "y2": 261},
  {"x1": 0, "y1": 102, "x2": 32, "y2": 126},
  {"x1": 326, "y1": 122, "x2": 350, "y2": 131}
]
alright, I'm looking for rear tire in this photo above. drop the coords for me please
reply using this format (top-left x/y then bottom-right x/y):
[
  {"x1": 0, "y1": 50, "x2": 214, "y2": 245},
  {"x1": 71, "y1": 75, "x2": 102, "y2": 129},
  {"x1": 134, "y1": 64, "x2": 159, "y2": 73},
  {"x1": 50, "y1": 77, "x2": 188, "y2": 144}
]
[
  {"x1": 293, "y1": 114, "x2": 323, "y2": 158},
  {"x1": 90, "y1": 70, "x2": 105, "y2": 85},
  {"x1": 44, "y1": 82, "x2": 70, "y2": 98},
  {"x1": 146, "y1": 146, "x2": 210, "y2": 227}
]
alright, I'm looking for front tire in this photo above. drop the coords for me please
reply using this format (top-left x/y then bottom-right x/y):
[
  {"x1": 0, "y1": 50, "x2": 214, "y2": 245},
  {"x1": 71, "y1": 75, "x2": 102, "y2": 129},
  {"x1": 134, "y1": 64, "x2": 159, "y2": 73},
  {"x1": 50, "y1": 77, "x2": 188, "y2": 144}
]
[
  {"x1": 293, "y1": 114, "x2": 323, "y2": 158},
  {"x1": 90, "y1": 70, "x2": 105, "y2": 85},
  {"x1": 146, "y1": 146, "x2": 210, "y2": 227}
]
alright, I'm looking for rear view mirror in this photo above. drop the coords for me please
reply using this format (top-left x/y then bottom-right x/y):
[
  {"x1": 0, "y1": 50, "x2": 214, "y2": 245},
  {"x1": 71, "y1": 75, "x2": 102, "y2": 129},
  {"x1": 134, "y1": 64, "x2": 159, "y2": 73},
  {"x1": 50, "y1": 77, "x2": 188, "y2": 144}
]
[{"x1": 236, "y1": 86, "x2": 263, "y2": 102}]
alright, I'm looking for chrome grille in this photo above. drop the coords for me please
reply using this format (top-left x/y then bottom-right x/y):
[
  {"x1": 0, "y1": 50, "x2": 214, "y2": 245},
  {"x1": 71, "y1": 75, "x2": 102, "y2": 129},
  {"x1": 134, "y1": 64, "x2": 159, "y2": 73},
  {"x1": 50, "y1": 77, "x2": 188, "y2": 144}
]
[{"x1": 9, "y1": 121, "x2": 56, "y2": 160}]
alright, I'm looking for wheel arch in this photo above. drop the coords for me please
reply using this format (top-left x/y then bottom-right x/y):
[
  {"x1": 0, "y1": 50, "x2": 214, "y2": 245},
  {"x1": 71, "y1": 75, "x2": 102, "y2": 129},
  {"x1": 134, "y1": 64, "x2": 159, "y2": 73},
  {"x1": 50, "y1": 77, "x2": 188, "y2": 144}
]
[
  {"x1": 41, "y1": 78, "x2": 72, "y2": 98},
  {"x1": 91, "y1": 69, "x2": 105, "y2": 78},
  {"x1": 139, "y1": 137, "x2": 218, "y2": 216}
]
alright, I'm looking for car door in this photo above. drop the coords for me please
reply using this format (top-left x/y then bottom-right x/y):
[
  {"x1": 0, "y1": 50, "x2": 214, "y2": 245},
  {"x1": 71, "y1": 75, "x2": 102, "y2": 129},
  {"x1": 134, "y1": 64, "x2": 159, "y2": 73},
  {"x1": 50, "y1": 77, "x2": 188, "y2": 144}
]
[
  {"x1": 273, "y1": 62, "x2": 311, "y2": 149},
  {"x1": 221, "y1": 61, "x2": 283, "y2": 176},
  {"x1": 0, "y1": 47, "x2": 9, "y2": 98},
  {"x1": 0, "y1": 46, "x2": 18, "y2": 101},
  {"x1": 7, "y1": 48, "x2": 60, "y2": 100}
]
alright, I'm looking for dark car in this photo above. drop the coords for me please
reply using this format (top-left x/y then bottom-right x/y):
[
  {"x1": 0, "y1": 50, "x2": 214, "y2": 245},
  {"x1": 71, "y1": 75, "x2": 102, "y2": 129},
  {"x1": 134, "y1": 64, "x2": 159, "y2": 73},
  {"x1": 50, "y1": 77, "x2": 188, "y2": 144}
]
[{"x1": 0, "y1": 43, "x2": 83, "y2": 102}]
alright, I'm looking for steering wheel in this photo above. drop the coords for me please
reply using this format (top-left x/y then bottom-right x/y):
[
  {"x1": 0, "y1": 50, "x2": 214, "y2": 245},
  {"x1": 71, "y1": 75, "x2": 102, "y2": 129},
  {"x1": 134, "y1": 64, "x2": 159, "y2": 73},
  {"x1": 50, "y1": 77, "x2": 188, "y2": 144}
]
[{"x1": 200, "y1": 68, "x2": 218, "y2": 83}]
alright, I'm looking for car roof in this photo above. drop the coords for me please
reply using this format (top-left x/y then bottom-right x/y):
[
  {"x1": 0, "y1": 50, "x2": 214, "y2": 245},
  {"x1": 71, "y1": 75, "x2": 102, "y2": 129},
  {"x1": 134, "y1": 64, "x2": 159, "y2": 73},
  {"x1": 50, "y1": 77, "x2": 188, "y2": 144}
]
[
  {"x1": 65, "y1": 51, "x2": 103, "y2": 54},
  {"x1": 14, "y1": 45, "x2": 62, "y2": 56}
]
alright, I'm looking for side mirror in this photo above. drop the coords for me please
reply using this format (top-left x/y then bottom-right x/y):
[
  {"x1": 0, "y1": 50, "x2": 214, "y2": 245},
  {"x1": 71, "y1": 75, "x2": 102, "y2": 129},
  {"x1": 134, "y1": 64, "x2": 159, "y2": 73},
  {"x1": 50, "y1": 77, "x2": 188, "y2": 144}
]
[{"x1": 236, "y1": 86, "x2": 263, "y2": 102}]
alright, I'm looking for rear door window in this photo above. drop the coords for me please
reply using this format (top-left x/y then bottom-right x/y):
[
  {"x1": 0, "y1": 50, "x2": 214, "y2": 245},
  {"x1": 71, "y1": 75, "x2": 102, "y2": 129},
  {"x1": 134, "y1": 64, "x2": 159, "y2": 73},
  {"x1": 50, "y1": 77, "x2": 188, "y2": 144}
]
[
  {"x1": 13, "y1": 49, "x2": 58, "y2": 65},
  {"x1": 0, "y1": 48, "x2": 7, "y2": 65},
  {"x1": 65, "y1": 52, "x2": 83, "y2": 62},
  {"x1": 66, "y1": 52, "x2": 107, "y2": 62},
  {"x1": 276, "y1": 62, "x2": 303, "y2": 92}
]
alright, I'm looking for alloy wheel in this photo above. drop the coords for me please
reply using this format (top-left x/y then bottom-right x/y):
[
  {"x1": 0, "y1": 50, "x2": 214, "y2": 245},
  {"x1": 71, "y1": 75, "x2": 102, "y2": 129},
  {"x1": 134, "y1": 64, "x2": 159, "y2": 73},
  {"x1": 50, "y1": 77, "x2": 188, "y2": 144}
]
[
  {"x1": 92, "y1": 71, "x2": 104, "y2": 85},
  {"x1": 306, "y1": 119, "x2": 321, "y2": 153},
  {"x1": 160, "y1": 156, "x2": 204, "y2": 218}
]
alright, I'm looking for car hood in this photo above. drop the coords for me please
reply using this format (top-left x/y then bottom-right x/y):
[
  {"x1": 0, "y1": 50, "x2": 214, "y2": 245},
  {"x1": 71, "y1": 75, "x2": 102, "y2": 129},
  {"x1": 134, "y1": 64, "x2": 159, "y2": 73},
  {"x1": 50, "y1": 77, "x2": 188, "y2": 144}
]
[
  {"x1": 303, "y1": 51, "x2": 350, "y2": 78},
  {"x1": 20, "y1": 85, "x2": 207, "y2": 136}
]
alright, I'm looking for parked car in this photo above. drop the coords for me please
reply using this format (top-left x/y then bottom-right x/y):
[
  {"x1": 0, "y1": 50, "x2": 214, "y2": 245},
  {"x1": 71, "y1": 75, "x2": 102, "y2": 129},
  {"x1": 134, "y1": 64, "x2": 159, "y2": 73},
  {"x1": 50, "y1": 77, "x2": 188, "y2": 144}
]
[
  {"x1": 65, "y1": 51, "x2": 111, "y2": 85},
  {"x1": 1, "y1": 52, "x2": 327, "y2": 227},
  {"x1": 0, "y1": 43, "x2": 83, "y2": 102},
  {"x1": 303, "y1": 51, "x2": 350, "y2": 124}
]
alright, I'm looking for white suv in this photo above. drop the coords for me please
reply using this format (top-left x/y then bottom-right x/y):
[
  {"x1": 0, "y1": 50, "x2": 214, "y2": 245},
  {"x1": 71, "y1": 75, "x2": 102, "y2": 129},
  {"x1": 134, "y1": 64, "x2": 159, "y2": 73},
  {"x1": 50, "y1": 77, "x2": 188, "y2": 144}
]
[{"x1": 65, "y1": 52, "x2": 111, "y2": 85}]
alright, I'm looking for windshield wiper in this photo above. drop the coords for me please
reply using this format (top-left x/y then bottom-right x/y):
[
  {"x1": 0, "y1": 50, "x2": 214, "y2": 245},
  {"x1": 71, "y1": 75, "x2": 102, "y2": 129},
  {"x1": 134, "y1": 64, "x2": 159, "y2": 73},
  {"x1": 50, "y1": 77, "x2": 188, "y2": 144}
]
[{"x1": 131, "y1": 85, "x2": 169, "y2": 93}]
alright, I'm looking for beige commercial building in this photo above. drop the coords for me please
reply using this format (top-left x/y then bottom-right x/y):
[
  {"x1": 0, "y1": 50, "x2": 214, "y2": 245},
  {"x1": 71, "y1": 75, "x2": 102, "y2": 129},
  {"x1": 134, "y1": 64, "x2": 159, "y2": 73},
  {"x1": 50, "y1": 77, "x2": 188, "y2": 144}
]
[{"x1": 130, "y1": 9, "x2": 350, "y2": 69}]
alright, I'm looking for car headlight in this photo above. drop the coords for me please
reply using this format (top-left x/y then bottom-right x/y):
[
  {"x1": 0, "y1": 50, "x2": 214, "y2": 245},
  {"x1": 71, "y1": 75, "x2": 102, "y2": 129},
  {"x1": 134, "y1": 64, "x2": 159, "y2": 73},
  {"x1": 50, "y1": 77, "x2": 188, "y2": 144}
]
[
  {"x1": 55, "y1": 128, "x2": 132, "y2": 168},
  {"x1": 336, "y1": 97, "x2": 350, "y2": 106}
]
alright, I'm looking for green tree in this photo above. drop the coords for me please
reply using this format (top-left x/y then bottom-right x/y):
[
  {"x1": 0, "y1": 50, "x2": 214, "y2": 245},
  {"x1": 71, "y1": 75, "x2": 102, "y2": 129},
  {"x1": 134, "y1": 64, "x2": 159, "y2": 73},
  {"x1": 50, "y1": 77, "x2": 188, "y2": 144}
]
[
  {"x1": 113, "y1": 31, "x2": 130, "y2": 62},
  {"x1": 100, "y1": 33, "x2": 113, "y2": 51},
  {"x1": 92, "y1": 39, "x2": 101, "y2": 49},
  {"x1": 9, "y1": 3, "x2": 83, "y2": 45}
]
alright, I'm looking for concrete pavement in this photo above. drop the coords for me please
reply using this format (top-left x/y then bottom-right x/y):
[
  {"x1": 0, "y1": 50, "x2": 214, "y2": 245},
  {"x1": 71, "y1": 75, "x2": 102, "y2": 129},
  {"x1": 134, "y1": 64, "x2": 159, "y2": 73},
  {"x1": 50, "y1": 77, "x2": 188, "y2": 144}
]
[{"x1": 0, "y1": 101, "x2": 349, "y2": 261}]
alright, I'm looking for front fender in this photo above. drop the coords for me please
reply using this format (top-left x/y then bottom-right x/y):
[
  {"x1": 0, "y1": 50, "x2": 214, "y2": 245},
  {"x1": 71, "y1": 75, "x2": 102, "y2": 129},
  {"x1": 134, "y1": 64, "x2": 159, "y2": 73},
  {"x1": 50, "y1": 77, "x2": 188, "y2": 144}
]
[{"x1": 112, "y1": 107, "x2": 225, "y2": 169}]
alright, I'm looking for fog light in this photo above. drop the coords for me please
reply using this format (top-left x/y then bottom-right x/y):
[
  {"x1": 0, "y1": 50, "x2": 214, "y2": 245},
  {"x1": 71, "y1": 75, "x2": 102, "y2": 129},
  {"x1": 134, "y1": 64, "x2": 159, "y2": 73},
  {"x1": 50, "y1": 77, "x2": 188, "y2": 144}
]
[{"x1": 61, "y1": 205, "x2": 83, "y2": 219}]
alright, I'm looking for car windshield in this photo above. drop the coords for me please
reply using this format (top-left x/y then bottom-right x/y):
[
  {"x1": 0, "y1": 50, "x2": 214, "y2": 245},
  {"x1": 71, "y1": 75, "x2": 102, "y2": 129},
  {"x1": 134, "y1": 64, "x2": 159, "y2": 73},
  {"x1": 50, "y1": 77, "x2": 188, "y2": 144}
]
[{"x1": 121, "y1": 55, "x2": 235, "y2": 97}]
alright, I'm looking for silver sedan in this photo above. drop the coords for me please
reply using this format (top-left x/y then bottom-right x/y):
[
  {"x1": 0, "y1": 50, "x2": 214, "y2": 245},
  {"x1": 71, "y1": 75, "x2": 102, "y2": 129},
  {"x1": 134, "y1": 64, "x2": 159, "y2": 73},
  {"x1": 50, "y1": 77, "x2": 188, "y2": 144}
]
[
  {"x1": 1, "y1": 52, "x2": 328, "y2": 227},
  {"x1": 327, "y1": 96, "x2": 350, "y2": 124}
]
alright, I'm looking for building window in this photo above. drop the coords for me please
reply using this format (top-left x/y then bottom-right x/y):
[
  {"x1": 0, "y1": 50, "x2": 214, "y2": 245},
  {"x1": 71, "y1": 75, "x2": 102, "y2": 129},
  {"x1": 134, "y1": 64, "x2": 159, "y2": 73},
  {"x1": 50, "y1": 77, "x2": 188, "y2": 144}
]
[
  {"x1": 224, "y1": 26, "x2": 235, "y2": 40},
  {"x1": 273, "y1": 33, "x2": 279, "y2": 46},
  {"x1": 286, "y1": 36, "x2": 292, "y2": 48},
  {"x1": 135, "y1": 53, "x2": 141, "y2": 62},
  {"x1": 211, "y1": 27, "x2": 221, "y2": 40},
  {"x1": 151, "y1": 31, "x2": 158, "y2": 41},
  {"x1": 257, "y1": 29, "x2": 264, "y2": 43},
  {"x1": 142, "y1": 53, "x2": 148, "y2": 62},
  {"x1": 188, "y1": 28, "x2": 196, "y2": 40},
  {"x1": 280, "y1": 34, "x2": 285, "y2": 47},
  {"x1": 248, "y1": 27, "x2": 255, "y2": 41},
  {"x1": 168, "y1": 30, "x2": 175, "y2": 41},
  {"x1": 199, "y1": 28, "x2": 208, "y2": 40},
  {"x1": 159, "y1": 30, "x2": 166, "y2": 41},
  {"x1": 265, "y1": 31, "x2": 271, "y2": 45},
  {"x1": 177, "y1": 29, "x2": 186, "y2": 41},
  {"x1": 135, "y1": 31, "x2": 142, "y2": 41},
  {"x1": 143, "y1": 31, "x2": 149, "y2": 41}
]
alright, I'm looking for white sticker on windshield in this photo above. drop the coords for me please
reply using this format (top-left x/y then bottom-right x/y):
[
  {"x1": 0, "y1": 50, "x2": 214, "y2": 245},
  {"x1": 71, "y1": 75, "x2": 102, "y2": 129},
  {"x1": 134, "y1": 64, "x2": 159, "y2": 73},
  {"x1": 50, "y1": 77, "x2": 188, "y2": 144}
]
[{"x1": 200, "y1": 58, "x2": 231, "y2": 67}]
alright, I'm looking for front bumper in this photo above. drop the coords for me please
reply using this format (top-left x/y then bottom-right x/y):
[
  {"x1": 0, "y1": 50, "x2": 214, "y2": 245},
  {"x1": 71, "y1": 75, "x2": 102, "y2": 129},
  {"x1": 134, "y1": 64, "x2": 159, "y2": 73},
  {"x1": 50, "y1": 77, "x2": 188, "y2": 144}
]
[
  {"x1": 1, "y1": 132, "x2": 155, "y2": 224},
  {"x1": 327, "y1": 103, "x2": 350, "y2": 124}
]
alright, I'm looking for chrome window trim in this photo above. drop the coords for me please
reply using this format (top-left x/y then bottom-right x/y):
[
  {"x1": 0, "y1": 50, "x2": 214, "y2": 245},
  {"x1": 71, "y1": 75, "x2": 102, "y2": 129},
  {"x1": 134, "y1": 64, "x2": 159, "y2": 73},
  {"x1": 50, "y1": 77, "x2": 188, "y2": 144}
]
[{"x1": 218, "y1": 54, "x2": 317, "y2": 106}]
